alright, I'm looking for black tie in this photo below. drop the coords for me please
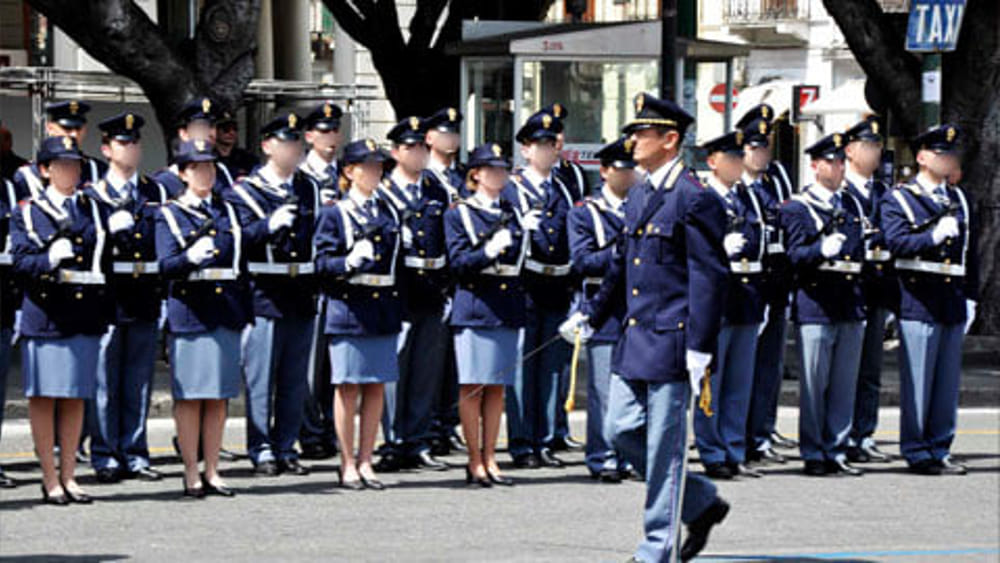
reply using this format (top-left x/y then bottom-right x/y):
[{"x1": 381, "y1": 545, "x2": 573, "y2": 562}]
[
  {"x1": 63, "y1": 198, "x2": 76, "y2": 222},
  {"x1": 406, "y1": 183, "x2": 420, "y2": 202}
]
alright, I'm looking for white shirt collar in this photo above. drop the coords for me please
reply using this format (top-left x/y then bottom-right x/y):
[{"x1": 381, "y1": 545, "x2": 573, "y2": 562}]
[
  {"x1": 45, "y1": 186, "x2": 76, "y2": 211},
  {"x1": 844, "y1": 169, "x2": 872, "y2": 199},
  {"x1": 179, "y1": 190, "x2": 212, "y2": 208},
  {"x1": 390, "y1": 168, "x2": 421, "y2": 196},
  {"x1": 521, "y1": 166, "x2": 552, "y2": 190},
  {"x1": 258, "y1": 164, "x2": 294, "y2": 188},
  {"x1": 305, "y1": 150, "x2": 336, "y2": 178},
  {"x1": 808, "y1": 184, "x2": 840, "y2": 204},
  {"x1": 915, "y1": 172, "x2": 945, "y2": 195},
  {"x1": 741, "y1": 170, "x2": 763, "y2": 186},
  {"x1": 105, "y1": 169, "x2": 139, "y2": 193},
  {"x1": 348, "y1": 187, "x2": 377, "y2": 212},
  {"x1": 600, "y1": 184, "x2": 624, "y2": 211},
  {"x1": 647, "y1": 155, "x2": 680, "y2": 190},
  {"x1": 707, "y1": 174, "x2": 733, "y2": 200},
  {"x1": 428, "y1": 156, "x2": 454, "y2": 174},
  {"x1": 473, "y1": 189, "x2": 501, "y2": 211}
]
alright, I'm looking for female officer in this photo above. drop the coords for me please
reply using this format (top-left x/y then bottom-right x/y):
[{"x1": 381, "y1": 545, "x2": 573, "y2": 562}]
[
  {"x1": 156, "y1": 140, "x2": 251, "y2": 498},
  {"x1": 12, "y1": 136, "x2": 111, "y2": 505},
  {"x1": 314, "y1": 139, "x2": 401, "y2": 491},
  {"x1": 444, "y1": 143, "x2": 526, "y2": 487}
]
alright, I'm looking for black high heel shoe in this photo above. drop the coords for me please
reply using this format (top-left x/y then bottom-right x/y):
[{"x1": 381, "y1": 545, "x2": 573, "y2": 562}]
[
  {"x1": 182, "y1": 479, "x2": 206, "y2": 499},
  {"x1": 201, "y1": 475, "x2": 236, "y2": 497},
  {"x1": 338, "y1": 469, "x2": 364, "y2": 491},
  {"x1": 40, "y1": 484, "x2": 69, "y2": 506},
  {"x1": 359, "y1": 473, "x2": 386, "y2": 491},
  {"x1": 465, "y1": 467, "x2": 492, "y2": 488},
  {"x1": 61, "y1": 481, "x2": 93, "y2": 504},
  {"x1": 486, "y1": 469, "x2": 514, "y2": 487}
]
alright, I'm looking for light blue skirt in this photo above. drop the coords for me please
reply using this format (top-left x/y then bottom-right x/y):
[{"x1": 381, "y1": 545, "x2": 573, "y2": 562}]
[
  {"x1": 169, "y1": 328, "x2": 242, "y2": 400},
  {"x1": 454, "y1": 327, "x2": 521, "y2": 386},
  {"x1": 328, "y1": 335, "x2": 399, "y2": 385},
  {"x1": 22, "y1": 335, "x2": 100, "y2": 398}
]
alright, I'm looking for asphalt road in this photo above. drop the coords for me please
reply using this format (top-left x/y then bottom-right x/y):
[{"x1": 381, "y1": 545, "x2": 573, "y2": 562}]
[{"x1": 1, "y1": 408, "x2": 998, "y2": 562}]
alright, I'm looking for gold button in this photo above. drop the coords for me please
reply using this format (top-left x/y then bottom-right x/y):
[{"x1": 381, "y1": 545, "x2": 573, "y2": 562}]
[
  {"x1": 548, "y1": 246, "x2": 554, "y2": 252},
  {"x1": 189, "y1": 230, "x2": 196, "y2": 237},
  {"x1": 209, "y1": 229, "x2": 217, "y2": 236},
  {"x1": 215, "y1": 287, "x2": 223, "y2": 294},
  {"x1": 844, "y1": 255, "x2": 851, "y2": 261},
  {"x1": 874, "y1": 245, "x2": 881, "y2": 252},
  {"x1": 742, "y1": 277, "x2": 749, "y2": 284},
  {"x1": 374, "y1": 235, "x2": 382, "y2": 242},
  {"x1": 40, "y1": 292, "x2": 47, "y2": 299},
  {"x1": 678, "y1": 321, "x2": 684, "y2": 329},
  {"x1": 342, "y1": 293, "x2": 349, "y2": 299},
  {"x1": 500, "y1": 283, "x2": 507, "y2": 290},
  {"x1": 636, "y1": 228, "x2": 643, "y2": 236},
  {"x1": 416, "y1": 212, "x2": 422, "y2": 219},
  {"x1": 944, "y1": 258, "x2": 951, "y2": 265},
  {"x1": 548, "y1": 228, "x2": 555, "y2": 234},
  {"x1": 372, "y1": 291, "x2": 380, "y2": 299},
  {"x1": 417, "y1": 230, "x2": 424, "y2": 237},
  {"x1": 467, "y1": 284, "x2": 474, "y2": 290},
  {"x1": 741, "y1": 257, "x2": 748, "y2": 264},
  {"x1": 75, "y1": 292, "x2": 83, "y2": 300},
  {"x1": 946, "y1": 239, "x2": 953, "y2": 246},
  {"x1": 876, "y1": 264, "x2": 883, "y2": 271},
  {"x1": 213, "y1": 249, "x2": 220, "y2": 256},
  {"x1": 419, "y1": 249, "x2": 426, "y2": 256},
  {"x1": 134, "y1": 252, "x2": 142, "y2": 259},
  {"x1": 632, "y1": 288, "x2": 639, "y2": 296},
  {"x1": 75, "y1": 237, "x2": 83, "y2": 244},
  {"x1": 291, "y1": 251, "x2": 298, "y2": 258},
  {"x1": 846, "y1": 275, "x2": 853, "y2": 281},
  {"x1": 944, "y1": 277, "x2": 951, "y2": 283},
  {"x1": 546, "y1": 211, "x2": 553, "y2": 218},
  {"x1": 633, "y1": 258, "x2": 641, "y2": 266},
  {"x1": 75, "y1": 256, "x2": 83, "y2": 263},
  {"x1": 290, "y1": 232, "x2": 296, "y2": 239},
  {"x1": 134, "y1": 232, "x2": 142, "y2": 240},
  {"x1": 628, "y1": 318, "x2": 637, "y2": 326},
  {"x1": 180, "y1": 289, "x2": 187, "y2": 296},
  {"x1": 374, "y1": 254, "x2": 382, "y2": 261}
]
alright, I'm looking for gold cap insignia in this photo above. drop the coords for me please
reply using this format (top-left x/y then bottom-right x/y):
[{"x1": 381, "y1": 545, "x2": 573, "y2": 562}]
[
  {"x1": 871, "y1": 121, "x2": 879, "y2": 135},
  {"x1": 288, "y1": 114, "x2": 297, "y2": 129},
  {"x1": 492, "y1": 144, "x2": 503, "y2": 157},
  {"x1": 758, "y1": 121, "x2": 768, "y2": 135},
  {"x1": 365, "y1": 139, "x2": 376, "y2": 151},
  {"x1": 195, "y1": 140, "x2": 206, "y2": 151},
  {"x1": 62, "y1": 137, "x2": 74, "y2": 149},
  {"x1": 761, "y1": 106, "x2": 769, "y2": 119},
  {"x1": 624, "y1": 139, "x2": 634, "y2": 152},
  {"x1": 553, "y1": 103, "x2": 563, "y2": 118},
  {"x1": 542, "y1": 114, "x2": 552, "y2": 129},
  {"x1": 410, "y1": 116, "x2": 420, "y2": 131},
  {"x1": 323, "y1": 104, "x2": 332, "y2": 118},
  {"x1": 447, "y1": 108, "x2": 457, "y2": 122},
  {"x1": 635, "y1": 94, "x2": 645, "y2": 113},
  {"x1": 201, "y1": 98, "x2": 212, "y2": 114},
  {"x1": 947, "y1": 127, "x2": 956, "y2": 142},
  {"x1": 833, "y1": 133, "x2": 842, "y2": 148},
  {"x1": 125, "y1": 114, "x2": 134, "y2": 130},
  {"x1": 736, "y1": 131, "x2": 744, "y2": 145},
  {"x1": 69, "y1": 101, "x2": 79, "y2": 115}
]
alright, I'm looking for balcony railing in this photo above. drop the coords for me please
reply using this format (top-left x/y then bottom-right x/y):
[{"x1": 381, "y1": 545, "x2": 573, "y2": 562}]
[{"x1": 724, "y1": 0, "x2": 811, "y2": 23}]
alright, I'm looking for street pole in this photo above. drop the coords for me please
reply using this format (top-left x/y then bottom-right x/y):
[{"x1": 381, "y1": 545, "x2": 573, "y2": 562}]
[
  {"x1": 921, "y1": 53, "x2": 942, "y2": 130},
  {"x1": 660, "y1": 0, "x2": 677, "y2": 102}
]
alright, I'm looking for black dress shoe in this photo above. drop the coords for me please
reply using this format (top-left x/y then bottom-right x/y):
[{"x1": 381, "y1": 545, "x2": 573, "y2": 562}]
[
  {"x1": 300, "y1": 443, "x2": 335, "y2": 460},
  {"x1": 551, "y1": 436, "x2": 585, "y2": 452},
  {"x1": 253, "y1": 460, "x2": 280, "y2": 477},
  {"x1": 182, "y1": 484, "x2": 206, "y2": 499},
  {"x1": 277, "y1": 459, "x2": 310, "y2": 476},
  {"x1": 95, "y1": 467, "x2": 122, "y2": 484},
  {"x1": 62, "y1": 484, "x2": 94, "y2": 504},
  {"x1": 487, "y1": 469, "x2": 514, "y2": 486},
  {"x1": 413, "y1": 451, "x2": 449, "y2": 471},
  {"x1": 512, "y1": 453, "x2": 540, "y2": 469},
  {"x1": 360, "y1": 474, "x2": 386, "y2": 491},
  {"x1": 937, "y1": 456, "x2": 967, "y2": 475},
  {"x1": 862, "y1": 443, "x2": 892, "y2": 462},
  {"x1": 373, "y1": 452, "x2": 404, "y2": 473},
  {"x1": 448, "y1": 430, "x2": 468, "y2": 453},
  {"x1": 465, "y1": 467, "x2": 492, "y2": 488},
  {"x1": 202, "y1": 476, "x2": 236, "y2": 497},
  {"x1": 680, "y1": 497, "x2": 730, "y2": 561},
  {"x1": 537, "y1": 448, "x2": 565, "y2": 468},
  {"x1": 729, "y1": 462, "x2": 763, "y2": 478},
  {"x1": 129, "y1": 467, "x2": 163, "y2": 482},
  {"x1": 908, "y1": 459, "x2": 943, "y2": 475},
  {"x1": 704, "y1": 462, "x2": 733, "y2": 480},
  {"x1": 594, "y1": 467, "x2": 623, "y2": 483},
  {"x1": 846, "y1": 447, "x2": 871, "y2": 463},
  {"x1": 802, "y1": 460, "x2": 827, "y2": 476},
  {"x1": 769, "y1": 431, "x2": 798, "y2": 449},
  {"x1": 759, "y1": 447, "x2": 786, "y2": 464},
  {"x1": 825, "y1": 458, "x2": 864, "y2": 477},
  {"x1": 41, "y1": 485, "x2": 70, "y2": 506},
  {"x1": 0, "y1": 470, "x2": 16, "y2": 489}
]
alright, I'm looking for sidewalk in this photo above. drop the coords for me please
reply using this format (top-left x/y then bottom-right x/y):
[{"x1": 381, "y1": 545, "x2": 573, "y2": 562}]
[{"x1": 3, "y1": 335, "x2": 998, "y2": 419}]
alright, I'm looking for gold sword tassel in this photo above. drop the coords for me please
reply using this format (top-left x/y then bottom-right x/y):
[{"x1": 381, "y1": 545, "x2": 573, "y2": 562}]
[
  {"x1": 699, "y1": 366, "x2": 714, "y2": 417},
  {"x1": 564, "y1": 328, "x2": 584, "y2": 413}
]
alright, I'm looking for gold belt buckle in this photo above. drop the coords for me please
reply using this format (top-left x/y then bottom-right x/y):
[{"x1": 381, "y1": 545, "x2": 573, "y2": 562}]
[{"x1": 289, "y1": 264, "x2": 299, "y2": 278}]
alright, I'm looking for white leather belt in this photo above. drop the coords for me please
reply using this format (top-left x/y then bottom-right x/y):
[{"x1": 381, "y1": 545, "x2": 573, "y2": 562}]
[
  {"x1": 57, "y1": 270, "x2": 106, "y2": 285},
  {"x1": 113, "y1": 261, "x2": 160, "y2": 275},
  {"x1": 347, "y1": 273, "x2": 395, "y2": 287},
  {"x1": 865, "y1": 249, "x2": 892, "y2": 262},
  {"x1": 767, "y1": 243, "x2": 786, "y2": 254},
  {"x1": 730, "y1": 261, "x2": 763, "y2": 274},
  {"x1": 188, "y1": 268, "x2": 237, "y2": 282},
  {"x1": 583, "y1": 276, "x2": 603, "y2": 286},
  {"x1": 404, "y1": 256, "x2": 447, "y2": 270},
  {"x1": 895, "y1": 258, "x2": 965, "y2": 277},
  {"x1": 480, "y1": 264, "x2": 521, "y2": 277},
  {"x1": 818, "y1": 260, "x2": 862, "y2": 274},
  {"x1": 0, "y1": 254, "x2": 11, "y2": 266},
  {"x1": 248, "y1": 262, "x2": 315, "y2": 276},
  {"x1": 524, "y1": 259, "x2": 571, "y2": 277}
]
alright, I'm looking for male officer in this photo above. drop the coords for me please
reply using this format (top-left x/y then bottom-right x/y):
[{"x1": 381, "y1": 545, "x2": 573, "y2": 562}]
[
  {"x1": 880, "y1": 124, "x2": 977, "y2": 476},
  {"x1": 375, "y1": 116, "x2": 450, "y2": 472},
  {"x1": 504, "y1": 110, "x2": 574, "y2": 469},
  {"x1": 564, "y1": 92, "x2": 730, "y2": 562},
  {"x1": 154, "y1": 97, "x2": 234, "y2": 198},
  {"x1": 298, "y1": 101, "x2": 344, "y2": 461},
  {"x1": 737, "y1": 105, "x2": 798, "y2": 464},
  {"x1": 564, "y1": 136, "x2": 636, "y2": 482},
  {"x1": 783, "y1": 132, "x2": 867, "y2": 477},
  {"x1": 215, "y1": 111, "x2": 259, "y2": 180},
  {"x1": 843, "y1": 116, "x2": 894, "y2": 464},
  {"x1": 694, "y1": 130, "x2": 767, "y2": 480},
  {"x1": 0, "y1": 176, "x2": 19, "y2": 487},
  {"x1": 86, "y1": 112, "x2": 168, "y2": 483},
  {"x1": 422, "y1": 106, "x2": 467, "y2": 455},
  {"x1": 225, "y1": 112, "x2": 318, "y2": 477},
  {"x1": 13, "y1": 100, "x2": 108, "y2": 200}
]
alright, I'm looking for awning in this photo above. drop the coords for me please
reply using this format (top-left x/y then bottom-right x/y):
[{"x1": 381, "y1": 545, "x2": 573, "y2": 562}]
[
  {"x1": 800, "y1": 78, "x2": 873, "y2": 115},
  {"x1": 732, "y1": 80, "x2": 797, "y2": 121}
]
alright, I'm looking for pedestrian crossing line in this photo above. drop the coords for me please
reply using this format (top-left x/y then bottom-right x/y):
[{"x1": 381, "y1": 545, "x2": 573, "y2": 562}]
[{"x1": 699, "y1": 547, "x2": 1000, "y2": 560}]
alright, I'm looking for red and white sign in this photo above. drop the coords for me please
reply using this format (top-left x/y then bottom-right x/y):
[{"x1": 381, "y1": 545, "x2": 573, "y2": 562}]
[{"x1": 708, "y1": 84, "x2": 739, "y2": 113}]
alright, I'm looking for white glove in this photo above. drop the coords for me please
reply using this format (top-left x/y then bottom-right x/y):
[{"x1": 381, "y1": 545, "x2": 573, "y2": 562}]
[
  {"x1": 820, "y1": 232, "x2": 847, "y2": 259},
  {"x1": 686, "y1": 349, "x2": 712, "y2": 398},
  {"x1": 346, "y1": 239, "x2": 374, "y2": 269},
  {"x1": 267, "y1": 204, "x2": 297, "y2": 234},
  {"x1": 402, "y1": 226, "x2": 414, "y2": 249},
  {"x1": 965, "y1": 300, "x2": 977, "y2": 335},
  {"x1": 931, "y1": 216, "x2": 959, "y2": 245},
  {"x1": 723, "y1": 233, "x2": 747, "y2": 258},
  {"x1": 108, "y1": 210, "x2": 135, "y2": 234},
  {"x1": 521, "y1": 209, "x2": 542, "y2": 232},
  {"x1": 185, "y1": 236, "x2": 216, "y2": 265},
  {"x1": 484, "y1": 229, "x2": 513, "y2": 259},
  {"x1": 320, "y1": 188, "x2": 337, "y2": 204},
  {"x1": 47, "y1": 238, "x2": 74, "y2": 270},
  {"x1": 558, "y1": 311, "x2": 592, "y2": 344}
]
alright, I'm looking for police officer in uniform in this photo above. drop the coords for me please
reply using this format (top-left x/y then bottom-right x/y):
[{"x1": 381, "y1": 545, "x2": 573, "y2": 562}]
[
  {"x1": 314, "y1": 138, "x2": 401, "y2": 491},
  {"x1": 86, "y1": 112, "x2": 167, "y2": 484},
  {"x1": 215, "y1": 111, "x2": 259, "y2": 180},
  {"x1": 503, "y1": 110, "x2": 575, "y2": 469},
  {"x1": 563, "y1": 136, "x2": 636, "y2": 482},
  {"x1": 842, "y1": 116, "x2": 894, "y2": 464},
  {"x1": 13, "y1": 135, "x2": 112, "y2": 505},
  {"x1": 0, "y1": 175, "x2": 20, "y2": 488},
  {"x1": 226, "y1": 113, "x2": 318, "y2": 477},
  {"x1": 880, "y1": 124, "x2": 977, "y2": 476},
  {"x1": 737, "y1": 104, "x2": 799, "y2": 464},
  {"x1": 694, "y1": 130, "x2": 767, "y2": 480},
  {"x1": 564, "y1": 93, "x2": 730, "y2": 562},
  {"x1": 156, "y1": 140, "x2": 250, "y2": 498},
  {"x1": 783, "y1": 132, "x2": 866, "y2": 477},
  {"x1": 376, "y1": 116, "x2": 451, "y2": 472},
  {"x1": 298, "y1": 101, "x2": 344, "y2": 461},
  {"x1": 153, "y1": 97, "x2": 234, "y2": 198},
  {"x1": 13, "y1": 100, "x2": 108, "y2": 200},
  {"x1": 444, "y1": 142, "x2": 526, "y2": 488}
]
